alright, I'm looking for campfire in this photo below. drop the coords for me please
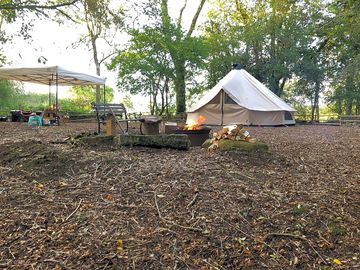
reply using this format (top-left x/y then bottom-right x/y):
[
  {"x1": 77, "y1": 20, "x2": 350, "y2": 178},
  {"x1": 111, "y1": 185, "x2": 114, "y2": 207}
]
[{"x1": 184, "y1": 115, "x2": 206, "y2": 130}]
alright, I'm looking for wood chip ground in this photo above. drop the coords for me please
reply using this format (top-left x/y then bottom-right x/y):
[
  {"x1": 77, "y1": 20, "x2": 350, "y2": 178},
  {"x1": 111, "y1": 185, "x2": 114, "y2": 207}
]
[{"x1": 0, "y1": 122, "x2": 359, "y2": 269}]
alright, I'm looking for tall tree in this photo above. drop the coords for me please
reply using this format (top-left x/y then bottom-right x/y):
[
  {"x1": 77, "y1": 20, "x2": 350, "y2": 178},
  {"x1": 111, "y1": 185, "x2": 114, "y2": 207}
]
[
  {"x1": 70, "y1": 0, "x2": 123, "y2": 103},
  {"x1": 325, "y1": 0, "x2": 360, "y2": 115},
  {"x1": 204, "y1": 0, "x2": 324, "y2": 97},
  {"x1": 110, "y1": 0, "x2": 207, "y2": 114},
  {"x1": 109, "y1": 26, "x2": 174, "y2": 115},
  {"x1": 160, "y1": 0, "x2": 207, "y2": 113}
]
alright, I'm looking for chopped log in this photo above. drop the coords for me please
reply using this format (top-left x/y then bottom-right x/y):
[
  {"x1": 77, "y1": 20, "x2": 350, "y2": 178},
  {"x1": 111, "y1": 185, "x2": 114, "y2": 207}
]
[
  {"x1": 202, "y1": 139, "x2": 268, "y2": 152},
  {"x1": 114, "y1": 134, "x2": 190, "y2": 150}
]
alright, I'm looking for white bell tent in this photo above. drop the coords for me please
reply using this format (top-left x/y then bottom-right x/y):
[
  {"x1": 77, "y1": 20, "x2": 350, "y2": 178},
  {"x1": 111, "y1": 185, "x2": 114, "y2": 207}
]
[{"x1": 187, "y1": 65, "x2": 296, "y2": 126}]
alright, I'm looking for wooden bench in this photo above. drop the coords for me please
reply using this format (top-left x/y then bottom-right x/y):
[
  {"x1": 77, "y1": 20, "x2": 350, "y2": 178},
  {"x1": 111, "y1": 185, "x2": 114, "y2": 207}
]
[
  {"x1": 339, "y1": 115, "x2": 360, "y2": 125},
  {"x1": 92, "y1": 103, "x2": 128, "y2": 134}
]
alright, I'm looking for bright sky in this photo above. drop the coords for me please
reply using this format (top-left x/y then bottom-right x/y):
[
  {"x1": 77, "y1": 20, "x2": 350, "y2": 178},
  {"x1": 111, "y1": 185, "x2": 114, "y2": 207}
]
[{"x1": 3, "y1": 0, "x2": 209, "y2": 112}]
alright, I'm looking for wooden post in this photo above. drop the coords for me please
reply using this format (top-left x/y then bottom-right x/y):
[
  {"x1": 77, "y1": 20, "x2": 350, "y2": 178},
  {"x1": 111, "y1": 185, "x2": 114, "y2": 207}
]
[{"x1": 106, "y1": 115, "x2": 115, "y2": 136}]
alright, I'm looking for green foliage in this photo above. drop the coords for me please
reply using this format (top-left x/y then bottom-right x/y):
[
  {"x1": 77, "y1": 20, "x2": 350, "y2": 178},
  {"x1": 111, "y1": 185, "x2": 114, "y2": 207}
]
[
  {"x1": 110, "y1": 0, "x2": 207, "y2": 114},
  {"x1": 205, "y1": 0, "x2": 325, "y2": 98},
  {"x1": 120, "y1": 95, "x2": 134, "y2": 111},
  {"x1": 0, "y1": 89, "x2": 51, "y2": 114},
  {"x1": 325, "y1": 0, "x2": 360, "y2": 115},
  {"x1": 2, "y1": 0, "x2": 360, "y2": 117},
  {"x1": 0, "y1": 80, "x2": 24, "y2": 112},
  {"x1": 69, "y1": 85, "x2": 114, "y2": 112}
]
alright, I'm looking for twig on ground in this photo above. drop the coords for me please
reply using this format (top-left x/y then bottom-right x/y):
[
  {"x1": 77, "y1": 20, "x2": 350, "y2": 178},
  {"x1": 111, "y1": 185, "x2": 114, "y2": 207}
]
[
  {"x1": 265, "y1": 233, "x2": 328, "y2": 265},
  {"x1": 154, "y1": 191, "x2": 202, "y2": 232},
  {"x1": 187, "y1": 193, "x2": 198, "y2": 208},
  {"x1": 65, "y1": 199, "x2": 83, "y2": 221},
  {"x1": 44, "y1": 259, "x2": 69, "y2": 269}
]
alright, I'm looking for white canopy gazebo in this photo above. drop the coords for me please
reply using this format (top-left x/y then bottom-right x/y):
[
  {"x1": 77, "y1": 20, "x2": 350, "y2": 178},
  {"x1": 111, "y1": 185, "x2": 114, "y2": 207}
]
[{"x1": 0, "y1": 65, "x2": 106, "y2": 116}]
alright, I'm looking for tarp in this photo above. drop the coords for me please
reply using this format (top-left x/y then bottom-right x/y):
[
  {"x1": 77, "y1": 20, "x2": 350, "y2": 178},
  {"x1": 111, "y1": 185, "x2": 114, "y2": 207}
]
[
  {"x1": 187, "y1": 68, "x2": 296, "y2": 126},
  {"x1": 0, "y1": 65, "x2": 106, "y2": 85}
]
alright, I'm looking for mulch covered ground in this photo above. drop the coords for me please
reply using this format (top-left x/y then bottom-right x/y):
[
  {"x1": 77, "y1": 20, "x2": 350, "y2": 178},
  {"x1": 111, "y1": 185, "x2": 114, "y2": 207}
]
[{"x1": 0, "y1": 122, "x2": 359, "y2": 269}]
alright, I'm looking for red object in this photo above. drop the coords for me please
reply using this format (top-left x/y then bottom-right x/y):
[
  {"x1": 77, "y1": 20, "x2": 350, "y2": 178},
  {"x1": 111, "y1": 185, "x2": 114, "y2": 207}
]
[{"x1": 10, "y1": 109, "x2": 32, "y2": 122}]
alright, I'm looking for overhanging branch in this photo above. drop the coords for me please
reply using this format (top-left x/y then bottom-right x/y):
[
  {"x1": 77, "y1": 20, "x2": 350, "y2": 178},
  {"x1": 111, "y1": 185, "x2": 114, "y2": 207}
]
[
  {"x1": 0, "y1": 0, "x2": 80, "y2": 11},
  {"x1": 186, "y1": 0, "x2": 206, "y2": 38}
]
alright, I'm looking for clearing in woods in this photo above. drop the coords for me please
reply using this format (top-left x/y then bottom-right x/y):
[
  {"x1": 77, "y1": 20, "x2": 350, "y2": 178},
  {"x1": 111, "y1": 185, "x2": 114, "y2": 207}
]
[{"x1": 0, "y1": 122, "x2": 359, "y2": 269}]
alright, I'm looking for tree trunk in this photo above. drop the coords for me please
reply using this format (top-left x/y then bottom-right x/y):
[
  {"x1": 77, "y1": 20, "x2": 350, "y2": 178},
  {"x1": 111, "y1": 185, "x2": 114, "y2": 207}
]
[
  {"x1": 91, "y1": 36, "x2": 101, "y2": 103},
  {"x1": 174, "y1": 62, "x2": 186, "y2": 114},
  {"x1": 346, "y1": 98, "x2": 353, "y2": 115},
  {"x1": 311, "y1": 96, "x2": 315, "y2": 122},
  {"x1": 160, "y1": 0, "x2": 205, "y2": 114},
  {"x1": 159, "y1": 77, "x2": 169, "y2": 116},
  {"x1": 311, "y1": 80, "x2": 320, "y2": 122},
  {"x1": 336, "y1": 97, "x2": 343, "y2": 115},
  {"x1": 165, "y1": 79, "x2": 170, "y2": 116},
  {"x1": 269, "y1": 75, "x2": 282, "y2": 96},
  {"x1": 345, "y1": 77, "x2": 354, "y2": 115}
]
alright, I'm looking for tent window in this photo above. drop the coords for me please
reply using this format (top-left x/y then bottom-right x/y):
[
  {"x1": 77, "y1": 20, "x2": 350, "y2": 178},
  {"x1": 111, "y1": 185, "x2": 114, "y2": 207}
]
[
  {"x1": 209, "y1": 93, "x2": 220, "y2": 104},
  {"x1": 224, "y1": 93, "x2": 237, "y2": 104},
  {"x1": 284, "y1": 111, "x2": 293, "y2": 120}
]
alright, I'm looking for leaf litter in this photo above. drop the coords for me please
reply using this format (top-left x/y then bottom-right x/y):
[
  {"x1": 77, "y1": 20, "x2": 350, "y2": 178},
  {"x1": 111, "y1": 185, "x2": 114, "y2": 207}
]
[{"x1": 0, "y1": 122, "x2": 359, "y2": 269}]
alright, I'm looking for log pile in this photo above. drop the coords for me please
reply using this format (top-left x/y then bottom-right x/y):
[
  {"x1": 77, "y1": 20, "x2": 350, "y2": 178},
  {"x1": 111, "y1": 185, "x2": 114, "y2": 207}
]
[{"x1": 208, "y1": 124, "x2": 257, "y2": 151}]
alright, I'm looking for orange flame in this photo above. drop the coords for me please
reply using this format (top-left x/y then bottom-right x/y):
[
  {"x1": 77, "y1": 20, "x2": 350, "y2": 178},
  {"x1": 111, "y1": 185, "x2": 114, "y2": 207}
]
[{"x1": 184, "y1": 115, "x2": 206, "y2": 130}]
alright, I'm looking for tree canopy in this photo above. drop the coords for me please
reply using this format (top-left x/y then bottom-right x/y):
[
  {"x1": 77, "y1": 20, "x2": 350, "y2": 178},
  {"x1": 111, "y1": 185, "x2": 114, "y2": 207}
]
[{"x1": 0, "y1": 0, "x2": 359, "y2": 118}]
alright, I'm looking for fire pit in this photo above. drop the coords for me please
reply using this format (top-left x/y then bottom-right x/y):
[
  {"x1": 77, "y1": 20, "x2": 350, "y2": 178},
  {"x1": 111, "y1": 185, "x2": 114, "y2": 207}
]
[
  {"x1": 175, "y1": 115, "x2": 210, "y2": 146},
  {"x1": 175, "y1": 127, "x2": 211, "y2": 146}
]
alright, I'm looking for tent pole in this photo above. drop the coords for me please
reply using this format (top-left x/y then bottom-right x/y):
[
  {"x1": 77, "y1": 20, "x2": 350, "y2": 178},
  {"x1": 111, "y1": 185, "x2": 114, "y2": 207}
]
[
  {"x1": 103, "y1": 84, "x2": 106, "y2": 104},
  {"x1": 55, "y1": 72, "x2": 59, "y2": 115},
  {"x1": 48, "y1": 80, "x2": 51, "y2": 107},
  {"x1": 221, "y1": 90, "x2": 224, "y2": 126}
]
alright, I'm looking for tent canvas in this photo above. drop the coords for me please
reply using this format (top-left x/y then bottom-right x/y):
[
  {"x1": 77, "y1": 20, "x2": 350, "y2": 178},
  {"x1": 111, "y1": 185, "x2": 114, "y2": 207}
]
[
  {"x1": 187, "y1": 67, "x2": 296, "y2": 126},
  {"x1": 0, "y1": 65, "x2": 106, "y2": 115}
]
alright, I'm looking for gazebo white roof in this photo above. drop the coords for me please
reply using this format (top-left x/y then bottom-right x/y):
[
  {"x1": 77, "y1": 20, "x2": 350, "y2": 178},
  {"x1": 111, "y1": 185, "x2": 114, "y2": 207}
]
[{"x1": 0, "y1": 65, "x2": 106, "y2": 86}]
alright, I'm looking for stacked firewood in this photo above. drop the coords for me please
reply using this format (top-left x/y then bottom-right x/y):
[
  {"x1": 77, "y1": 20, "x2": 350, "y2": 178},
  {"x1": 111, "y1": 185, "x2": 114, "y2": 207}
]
[{"x1": 208, "y1": 124, "x2": 256, "y2": 151}]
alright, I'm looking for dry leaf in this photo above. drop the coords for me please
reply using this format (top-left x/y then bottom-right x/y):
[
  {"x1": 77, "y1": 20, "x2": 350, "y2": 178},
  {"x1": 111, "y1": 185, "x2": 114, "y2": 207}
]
[{"x1": 117, "y1": 239, "x2": 123, "y2": 251}]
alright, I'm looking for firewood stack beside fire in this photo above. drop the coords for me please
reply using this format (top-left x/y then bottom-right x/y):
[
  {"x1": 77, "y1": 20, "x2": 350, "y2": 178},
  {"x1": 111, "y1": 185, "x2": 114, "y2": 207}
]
[{"x1": 208, "y1": 124, "x2": 257, "y2": 151}]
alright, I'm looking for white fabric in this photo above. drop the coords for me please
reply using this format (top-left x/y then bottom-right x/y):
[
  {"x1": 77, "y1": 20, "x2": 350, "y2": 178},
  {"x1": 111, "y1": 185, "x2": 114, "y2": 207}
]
[
  {"x1": 0, "y1": 66, "x2": 106, "y2": 85},
  {"x1": 188, "y1": 69, "x2": 295, "y2": 112}
]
